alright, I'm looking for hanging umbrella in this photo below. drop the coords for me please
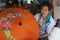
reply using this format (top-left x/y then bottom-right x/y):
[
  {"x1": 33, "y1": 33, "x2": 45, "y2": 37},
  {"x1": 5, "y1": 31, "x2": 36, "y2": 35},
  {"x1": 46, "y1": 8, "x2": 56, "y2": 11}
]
[{"x1": 0, "y1": 8, "x2": 39, "y2": 40}]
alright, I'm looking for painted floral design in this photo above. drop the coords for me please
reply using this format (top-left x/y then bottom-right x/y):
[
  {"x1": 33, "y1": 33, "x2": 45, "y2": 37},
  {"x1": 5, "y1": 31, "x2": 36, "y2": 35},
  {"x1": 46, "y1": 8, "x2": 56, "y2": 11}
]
[
  {"x1": 0, "y1": 11, "x2": 16, "y2": 40},
  {"x1": 1, "y1": 21, "x2": 12, "y2": 29},
  {"x1": 6, "y1": 13, "x2": 16, "y2": 18},
  {"x1": 0, "y1": 11, "x2": 25, "y2": 40}
]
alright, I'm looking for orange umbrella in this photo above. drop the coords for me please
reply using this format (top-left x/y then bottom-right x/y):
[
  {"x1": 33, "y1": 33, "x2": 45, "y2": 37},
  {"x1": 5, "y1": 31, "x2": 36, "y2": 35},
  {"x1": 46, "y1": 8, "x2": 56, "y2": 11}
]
[{"x1": 0, "y1": 8, "x2": 39, "y2": 40}]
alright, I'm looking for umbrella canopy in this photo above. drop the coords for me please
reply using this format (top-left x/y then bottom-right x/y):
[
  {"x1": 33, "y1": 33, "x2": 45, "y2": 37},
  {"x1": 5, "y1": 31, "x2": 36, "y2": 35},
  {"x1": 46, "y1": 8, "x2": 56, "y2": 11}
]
[{"x1": 0, "y1": 8, "x2": 39, "y2": 40}]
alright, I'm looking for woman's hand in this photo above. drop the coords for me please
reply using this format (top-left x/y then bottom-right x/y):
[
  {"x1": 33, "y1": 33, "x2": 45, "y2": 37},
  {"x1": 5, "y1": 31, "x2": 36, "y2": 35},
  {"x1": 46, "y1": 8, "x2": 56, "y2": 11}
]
[
  {"x1": 39, "y1": 33, "x2": 48, "y2": 38},
  {"x1": 39, "y1": 35, "x2": 43, "y2": 38}
]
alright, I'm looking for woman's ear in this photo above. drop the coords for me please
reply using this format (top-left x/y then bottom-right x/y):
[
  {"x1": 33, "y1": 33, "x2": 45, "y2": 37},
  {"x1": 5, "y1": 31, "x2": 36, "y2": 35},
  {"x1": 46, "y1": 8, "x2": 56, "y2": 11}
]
[{"x1": 48, "y1": 12, "x2": 50, "y2": 13}]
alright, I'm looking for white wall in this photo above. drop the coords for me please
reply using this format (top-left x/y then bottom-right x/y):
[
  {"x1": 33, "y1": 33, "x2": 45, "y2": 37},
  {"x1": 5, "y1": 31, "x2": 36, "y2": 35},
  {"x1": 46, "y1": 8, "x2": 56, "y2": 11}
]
[
  {"x1": 53, "y1": 0, "x2": 60, "y2": 21},
  {"x1": 54, "y1": 6, "x2": 60, "y2": 21}
]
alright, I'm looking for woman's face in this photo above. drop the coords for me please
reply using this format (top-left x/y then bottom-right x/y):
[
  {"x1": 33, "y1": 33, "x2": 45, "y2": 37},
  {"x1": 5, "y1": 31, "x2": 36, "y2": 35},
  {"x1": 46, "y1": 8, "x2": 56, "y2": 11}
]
[{"x1": 41, "y1": 6, "x2": 49, "y2": 18}]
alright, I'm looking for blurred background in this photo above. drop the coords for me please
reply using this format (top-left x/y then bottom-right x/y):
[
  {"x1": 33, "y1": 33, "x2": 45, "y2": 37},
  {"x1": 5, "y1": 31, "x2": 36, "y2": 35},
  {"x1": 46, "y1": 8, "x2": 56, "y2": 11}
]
[{"x1": 0, "y1": 0, "x2": 60, "y2": 21}]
